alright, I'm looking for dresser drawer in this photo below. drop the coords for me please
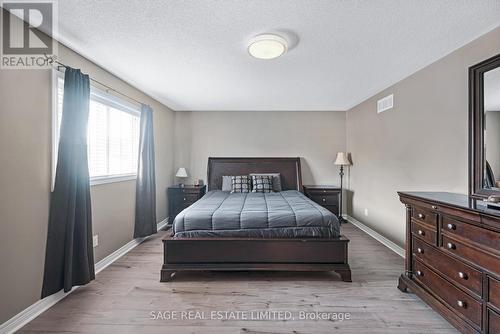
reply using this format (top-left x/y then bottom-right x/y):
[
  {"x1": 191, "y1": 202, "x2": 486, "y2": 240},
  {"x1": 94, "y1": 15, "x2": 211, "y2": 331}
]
[
  {"x1": 413, "y1": 259, "x2": 482, "y2": 328},
  {"x1": 178, "y1": 200, "x2": 193, "y2": 209},
  {"x1": 412, "y1": 206, "x2": 438, "y2": 228},
  {"x1": 488, "y1": 309, "x2": 500, "y2": 334},
  {"x1": 173, "y1": 201, "x2": 195, "y2": 218},
  {"x1": 489, "y1": 277, "x2": 500, "y2": 310},
  {"x1": 176, "y1": 193, "x2": 200, "y2": 204},
  {"x1": 441, "y1": 235, "x2": 500, "y2": 277},
  {"x1": 323, "y1": 205, "x2": 339, "y2": 216},
  {"x1": 442, "y1": 216, "x2": 500, "y2": 253},
  {"x1": 178, "y1": 187, "x2": 204, "y2": 194},
  {"x1": 307, "y1": 188, "x2": 339, "y2": 196},
  {"x1": 309, "y1": 194, "x2": 338, "y2": 206},
  {"x1": 412, "y1": 237, "x2": 482, "y2": 296},
  {"x1": 411, "y1": 220, "x2": 437, "y2": 245}
]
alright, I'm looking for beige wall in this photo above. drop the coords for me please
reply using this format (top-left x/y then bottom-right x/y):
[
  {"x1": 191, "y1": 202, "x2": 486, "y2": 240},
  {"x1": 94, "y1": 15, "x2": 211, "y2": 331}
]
[
  {"x1": 0, "y1": 42, "x2": 175, "y2": 323},
  {"x1": 174, "y1": 111, "x2": 346, "y2": 187},
  {"x1": 346, "y1": 26, "x2": 500, "y2": 246},
  {"x1": 0, "y1": 69, "x2": 52, "y2": 325}
]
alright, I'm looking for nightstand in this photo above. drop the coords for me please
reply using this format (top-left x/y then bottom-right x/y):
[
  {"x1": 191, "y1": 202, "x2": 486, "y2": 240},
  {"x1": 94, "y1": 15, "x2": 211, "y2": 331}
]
[
  {"x1": 303, "y1": 185, "x2": 341, "y2": 217},
  {"x1": 167, "y1": 185, "x2": 206, "y2": 223}
]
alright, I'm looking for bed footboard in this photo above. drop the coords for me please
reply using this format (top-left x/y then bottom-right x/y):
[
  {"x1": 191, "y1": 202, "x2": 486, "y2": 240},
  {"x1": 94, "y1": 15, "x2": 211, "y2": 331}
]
[{"x1": 160, "y1": 236, "x2": 351, "y2": 282}]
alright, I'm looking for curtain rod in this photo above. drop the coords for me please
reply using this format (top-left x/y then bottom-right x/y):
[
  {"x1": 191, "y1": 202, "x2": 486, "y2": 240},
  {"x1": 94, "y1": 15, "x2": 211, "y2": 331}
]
[{"x1": 45, "y1": 54, "x2": 146, "y2": 107}]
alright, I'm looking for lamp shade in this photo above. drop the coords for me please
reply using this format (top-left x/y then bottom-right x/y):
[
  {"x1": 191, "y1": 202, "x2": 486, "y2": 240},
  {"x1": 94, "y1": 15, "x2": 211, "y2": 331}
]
[
  {"x1": 334, "y1": 152, "x2": 351, "y2": 166},
  {"x1": 175, "y1": 168, "x2": 188, "y2": 178}
]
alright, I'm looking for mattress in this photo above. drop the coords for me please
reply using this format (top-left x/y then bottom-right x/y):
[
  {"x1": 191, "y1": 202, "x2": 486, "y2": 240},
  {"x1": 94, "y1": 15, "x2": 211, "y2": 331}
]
[{"x1": 172, "y1": 190, "x2": 340, "y2": 238}]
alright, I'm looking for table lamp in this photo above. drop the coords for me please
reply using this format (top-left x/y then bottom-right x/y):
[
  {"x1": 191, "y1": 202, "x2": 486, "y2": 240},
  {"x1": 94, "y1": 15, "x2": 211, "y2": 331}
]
[{"x1": 175, "y1": 167, "x2": 188, "y2": 187}]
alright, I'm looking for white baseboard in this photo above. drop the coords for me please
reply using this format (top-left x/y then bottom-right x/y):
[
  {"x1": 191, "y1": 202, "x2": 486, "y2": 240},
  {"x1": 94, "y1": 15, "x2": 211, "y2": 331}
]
[
  {"x1": 0, "y1": 289, "x2": 74, "y2": 334},
  {"x1": 344, "y1": 215, "x2": 405, "y2": 258},
  {"x1": 95, "y1": 218, "x2": 168, "y2": 273},
  {"x1": 0, "y1": 218, "x2": 169, "y2": 334}
]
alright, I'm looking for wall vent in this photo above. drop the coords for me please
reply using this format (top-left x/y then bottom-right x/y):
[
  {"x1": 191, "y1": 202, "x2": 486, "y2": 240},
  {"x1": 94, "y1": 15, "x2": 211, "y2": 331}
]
[{"x1": 377, "y1": 94, "x2": 393, "y2": 113}]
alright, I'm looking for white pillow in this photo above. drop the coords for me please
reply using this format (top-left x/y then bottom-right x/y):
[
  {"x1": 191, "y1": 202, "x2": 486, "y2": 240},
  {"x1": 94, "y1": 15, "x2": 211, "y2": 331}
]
[{"x1": 221, "y1": 175, "x2": 233, "y2": 191}]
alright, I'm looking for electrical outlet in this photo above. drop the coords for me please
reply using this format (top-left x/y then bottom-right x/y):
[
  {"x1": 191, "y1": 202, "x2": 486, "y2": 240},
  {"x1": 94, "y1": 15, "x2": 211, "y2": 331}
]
[
  {"x1": 364, "y1": 208, "x2": 369, "y2": 217},
  {"x1": 93, "y1": 235, "x2": 98, "y2": 247}
]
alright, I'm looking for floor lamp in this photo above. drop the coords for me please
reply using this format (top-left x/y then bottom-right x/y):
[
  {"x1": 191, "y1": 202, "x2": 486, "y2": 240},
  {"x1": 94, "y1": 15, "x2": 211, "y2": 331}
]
[{"x1": 334, "y1": 152, "x2": 351, "y2": 224}]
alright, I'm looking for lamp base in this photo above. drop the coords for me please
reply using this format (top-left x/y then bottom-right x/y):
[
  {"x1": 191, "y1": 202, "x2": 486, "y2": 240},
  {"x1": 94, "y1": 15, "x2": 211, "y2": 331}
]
[{"x1": 178, "y1": 183, "x2": 185, "y2": 188}]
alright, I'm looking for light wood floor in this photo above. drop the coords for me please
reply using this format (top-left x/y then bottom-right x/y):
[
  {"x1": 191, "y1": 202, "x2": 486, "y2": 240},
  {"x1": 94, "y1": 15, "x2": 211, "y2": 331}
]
[{"x1": 19, "y1": 224, "x2": 457, "y2": 334}]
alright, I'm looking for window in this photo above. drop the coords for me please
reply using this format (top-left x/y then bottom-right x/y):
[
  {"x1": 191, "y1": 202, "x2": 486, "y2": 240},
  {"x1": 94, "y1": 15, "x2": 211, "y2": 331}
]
[{"x1": 53, "y1": 71, "x2": 140, "y2": 186}]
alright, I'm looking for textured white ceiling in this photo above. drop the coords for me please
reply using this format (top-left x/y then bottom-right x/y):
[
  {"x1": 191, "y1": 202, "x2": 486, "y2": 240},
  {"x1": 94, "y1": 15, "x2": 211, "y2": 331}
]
[{"x1": 53, "y1": 0, "x2": 500, "y2": 111}]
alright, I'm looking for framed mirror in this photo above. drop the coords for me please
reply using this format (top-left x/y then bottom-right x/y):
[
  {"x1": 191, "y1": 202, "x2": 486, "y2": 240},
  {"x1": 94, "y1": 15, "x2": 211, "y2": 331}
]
[{"x1": 469, "y1": 53, "x2": 500, "y2": 198}]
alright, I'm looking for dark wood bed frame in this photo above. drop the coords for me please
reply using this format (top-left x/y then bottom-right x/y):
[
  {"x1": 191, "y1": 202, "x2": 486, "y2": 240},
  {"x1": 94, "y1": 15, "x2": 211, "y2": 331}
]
[{"x1": 161, "y1": 157, "x2": 352, "y2": 282}]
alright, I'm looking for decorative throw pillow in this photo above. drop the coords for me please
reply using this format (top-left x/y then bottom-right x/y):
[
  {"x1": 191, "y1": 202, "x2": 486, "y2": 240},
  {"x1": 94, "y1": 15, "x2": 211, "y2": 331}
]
[
  {"x1": 250, "y1": 173, "x2": 282, "y2": 192},
  {"x1": 251, "y1": 175, "x2": 273, "y2": 193},
  {"x1": 230, "y1": 175, "x2": 251, "y2": 193},
  {"x1": 221, "y1": 175, "x2": 233, "y2": 191}
]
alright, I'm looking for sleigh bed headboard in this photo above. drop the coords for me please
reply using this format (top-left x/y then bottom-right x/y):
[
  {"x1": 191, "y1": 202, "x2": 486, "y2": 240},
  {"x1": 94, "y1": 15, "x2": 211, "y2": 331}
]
[{"x1": 207, "y1": 157, "x2": 302, "y2": 192}]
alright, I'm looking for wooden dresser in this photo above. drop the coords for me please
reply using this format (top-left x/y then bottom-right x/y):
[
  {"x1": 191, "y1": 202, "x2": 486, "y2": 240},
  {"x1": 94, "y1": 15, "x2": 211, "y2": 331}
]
[
  {"x1": 398, "y1": 192, "x2": 500, "y2": 334},
  {"x1": 168, "y1": 185, "x2": 206, "y2": 223},
  {"x1": 303, "y1": 185, "x2": 341, "y2": 216}
]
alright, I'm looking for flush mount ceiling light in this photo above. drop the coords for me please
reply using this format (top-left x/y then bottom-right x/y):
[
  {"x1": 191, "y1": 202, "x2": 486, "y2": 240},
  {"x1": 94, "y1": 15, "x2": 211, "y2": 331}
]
[{"x1": 248, "y1": 34, "x2": 288, "y2": 60}]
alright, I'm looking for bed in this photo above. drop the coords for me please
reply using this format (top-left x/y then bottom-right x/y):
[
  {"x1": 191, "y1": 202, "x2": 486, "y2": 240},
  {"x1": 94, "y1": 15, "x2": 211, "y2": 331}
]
[{"x1": 161, "y1": 157, "x2": 351, "y2": 282}]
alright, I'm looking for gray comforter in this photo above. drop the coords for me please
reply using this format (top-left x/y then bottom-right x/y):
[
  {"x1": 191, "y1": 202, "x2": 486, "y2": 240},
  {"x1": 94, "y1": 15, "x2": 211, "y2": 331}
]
[{"x1": 172, "y1": 190, "x2": 340, "y2": 238}]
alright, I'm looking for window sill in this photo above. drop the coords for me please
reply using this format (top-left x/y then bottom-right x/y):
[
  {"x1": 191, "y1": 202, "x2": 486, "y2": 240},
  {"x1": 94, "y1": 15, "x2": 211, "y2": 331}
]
[{"x1": 91, "y1": 174, "x2": 137, "y2": 186}]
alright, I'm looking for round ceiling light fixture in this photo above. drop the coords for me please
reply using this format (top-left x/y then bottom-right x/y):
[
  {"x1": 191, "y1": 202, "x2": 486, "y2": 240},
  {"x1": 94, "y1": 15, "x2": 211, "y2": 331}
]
[{"x1": 248, "y1": 34, "x2": 288, "y2": 60}]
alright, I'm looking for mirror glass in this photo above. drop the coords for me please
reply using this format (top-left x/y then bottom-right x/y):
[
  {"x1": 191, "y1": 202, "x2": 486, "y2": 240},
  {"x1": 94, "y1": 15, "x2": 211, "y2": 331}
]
[{"x1": 484, "y1": 67, "x2": 500, "y2": 190}]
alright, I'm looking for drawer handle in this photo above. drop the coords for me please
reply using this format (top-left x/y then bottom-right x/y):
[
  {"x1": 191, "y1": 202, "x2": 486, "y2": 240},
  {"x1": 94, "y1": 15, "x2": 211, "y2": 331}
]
[
  {"x1": 323, "y1": 190, "x2": 327, "y2": 193},
  {"x1": 322, "y1": 198, "x2": 326, "y2": 202},
  {"x1": 431, "y1": 205, "x2": 438, "y2": 210},
  {"x1": 418, "y1": 230, "x2": 425, "y2": 236},
  {"x1": 416, "y1": 270, "x2": 423, "y2": 277},
  {"x1": 417, "y1": 247, "x2": 424, "y2": 254},
  {"x1": 458, "y1": 272, "x2": 468, "y2": 280},
  {"x1": 447, "y1": 223, "x2": 456, "y2": 230},
  {"x1": 183, "y1": 198, "x2": 186, "y2": 201},
  {"x1": 417, "y1": 213, "x2": 425, "y2": 219},
  {"x1": 447, "y1": 242, "x2": 456, "y2": 250},
  {"x1": 457, "y1": 300, "x2": 466, "y2": 308}
]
